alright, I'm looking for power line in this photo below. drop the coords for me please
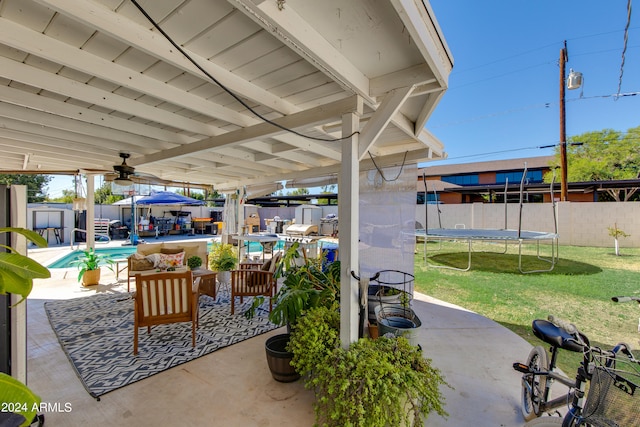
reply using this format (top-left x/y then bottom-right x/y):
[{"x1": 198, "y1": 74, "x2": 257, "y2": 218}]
[
  {"x1": 431, "y1": 91, "x2": 640, "y2": 129},
  {"x1": 450, "y1": 27, "x2": 639, "y2": 77},
  {"x1": 617, "y1": 0, "x2": 634, "y2": 98}
]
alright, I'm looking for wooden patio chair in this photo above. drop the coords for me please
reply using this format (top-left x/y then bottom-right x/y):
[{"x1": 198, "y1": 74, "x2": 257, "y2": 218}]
[
  {"x1": 230, "y1": 252, "x2": 280, "y2": 315},
  {"x1": 133, "y1": 271, "x2": 199, "y2": 355}
]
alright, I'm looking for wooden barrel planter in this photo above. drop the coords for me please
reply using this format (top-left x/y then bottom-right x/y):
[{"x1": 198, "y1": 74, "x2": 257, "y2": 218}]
[{"x1": 265, "y1": 334, "x2": 300, "y2": 383}]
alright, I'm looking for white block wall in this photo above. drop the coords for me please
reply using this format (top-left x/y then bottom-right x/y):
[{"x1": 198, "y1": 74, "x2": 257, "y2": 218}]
[{"x1": 416, "y1": 202, "x2": 640, "y2": 248}]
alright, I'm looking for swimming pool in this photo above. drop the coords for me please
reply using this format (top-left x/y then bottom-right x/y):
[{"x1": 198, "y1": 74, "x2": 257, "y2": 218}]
[
  {"x1": 47, "y1": 247, "x2": 138, "y2": 269},
  {"x1": 46, "y1": 241, "x2": 286, "y2": 269}
]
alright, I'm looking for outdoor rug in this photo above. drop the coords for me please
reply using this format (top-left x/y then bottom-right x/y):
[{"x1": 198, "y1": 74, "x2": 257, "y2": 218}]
[{"x1": 44, "y1": 292, "x2": 277, "y2": 398}]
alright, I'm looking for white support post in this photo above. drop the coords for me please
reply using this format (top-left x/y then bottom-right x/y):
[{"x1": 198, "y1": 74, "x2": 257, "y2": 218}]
[
  {"x1": 339, "y1": 111, "x2": 360, "y2": 348},
  {"x1": 86, "y1": 174, "x2": 95, "y2": 249}
]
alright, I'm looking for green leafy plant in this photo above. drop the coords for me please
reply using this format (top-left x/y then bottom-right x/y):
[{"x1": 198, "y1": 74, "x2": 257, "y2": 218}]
[
  {"x1": 0, "y1": 227, "x2": 51, "y2": 426},
  {"x1": 288, "y1": 304, "x2": 449, "y2": 427},
  {"x1": 0, "y1": 227, "x2": 50, "y2": 301},
  {"x1": 187, "y1": 255, "x2": 202, "y2": 270},
  {"x1": 70, "y1": 248, "x2": 114, "y2": 283},
  {"x1": 287, "y1": 304, "x2": 340, "y2": 377},
  {"x1": 208, "y1": 242, "x2": 237, "y2": 271},
  {"x1": 268, "y1": 242, "x2": 340, "y2": 326}
]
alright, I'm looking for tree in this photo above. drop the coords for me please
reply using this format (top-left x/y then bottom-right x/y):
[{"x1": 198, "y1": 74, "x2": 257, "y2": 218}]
[
  {"x1": 176, "y1": 189, "x2": 204, "y2": 200},
  {"x1": 288, "y1": 188, "x2": 310, "y2": 196},
  {"x1": 95, "y1": 182, "x2": 124, "y2": 205},
  {"x1": 546, "y1": 126, "x2": 640, "y2": 201},
  {"x1": 0, "y1": 174, "x2": 51, "y2": 203}
]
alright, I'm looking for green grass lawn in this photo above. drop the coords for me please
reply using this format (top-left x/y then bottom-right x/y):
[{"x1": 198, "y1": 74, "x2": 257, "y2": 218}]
[{"x1": 413, "y1": 241, "x2": 640, "y2": 372}]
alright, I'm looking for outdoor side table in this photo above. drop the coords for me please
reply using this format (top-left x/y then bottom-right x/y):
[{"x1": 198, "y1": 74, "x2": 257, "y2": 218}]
[{"x1": 192, "y1": 269, "x2": 217, "y2": 299}]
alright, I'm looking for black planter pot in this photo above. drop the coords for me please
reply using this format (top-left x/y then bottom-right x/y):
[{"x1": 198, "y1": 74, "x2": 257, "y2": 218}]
[{"x1": 265, "y1": 333, "x2": 300, "y2": 383}]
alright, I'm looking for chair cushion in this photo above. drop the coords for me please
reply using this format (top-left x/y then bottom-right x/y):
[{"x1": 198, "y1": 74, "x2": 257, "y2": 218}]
[
  {"x1": 158, "y1": 252, "x2": 185, "y2": 270},
  {"x1": 161, "y1": 247, "x2": 184, "y2": 255},
  {"x1": 136, "y1": 243, "x2": 162, "y2": 256},
  {"x1": 247, "y1": 271, "x2": 265, "y2": 287}
]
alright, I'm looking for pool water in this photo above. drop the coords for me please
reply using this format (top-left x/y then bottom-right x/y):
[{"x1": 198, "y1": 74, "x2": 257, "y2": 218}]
[
  {"x1": 47, "y1": 247, "x2": 137, "y2": 269},
  {"x1": 47, "y1": 241, "x2": 285, "y2": 269}
]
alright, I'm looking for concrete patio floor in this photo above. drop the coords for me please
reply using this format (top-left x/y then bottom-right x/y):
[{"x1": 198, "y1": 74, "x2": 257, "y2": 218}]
[{"x1": 22, "y1": 236, "x2": 535, "y2": 426}]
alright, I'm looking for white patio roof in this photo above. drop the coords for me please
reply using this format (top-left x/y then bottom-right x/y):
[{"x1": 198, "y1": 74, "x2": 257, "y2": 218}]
[
  {"x1": 1, "y1": 0, "x2": 453, "y2": 346},
  {"x1": 0, "y1": 0, "x2": 452, "y2": 193}
]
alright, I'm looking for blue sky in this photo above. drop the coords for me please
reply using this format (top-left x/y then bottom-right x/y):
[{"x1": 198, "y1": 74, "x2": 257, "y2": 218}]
[
  {"x1": 427, "y1": 0, "x2": 639, "y2": 166},
  {"x1": 48, "y1": 1, "x2": 639, "y2": 198}
]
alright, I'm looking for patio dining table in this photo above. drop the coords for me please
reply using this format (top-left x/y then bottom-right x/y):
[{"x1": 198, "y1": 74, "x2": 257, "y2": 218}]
[{"x1": 232, "y1": 234, "x2": 280, "y2": 263}]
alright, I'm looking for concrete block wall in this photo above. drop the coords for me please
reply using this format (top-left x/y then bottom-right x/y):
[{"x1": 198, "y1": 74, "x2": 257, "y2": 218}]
[{"x1": 416, "y1": 202, "x2": 640, "y2": 248}]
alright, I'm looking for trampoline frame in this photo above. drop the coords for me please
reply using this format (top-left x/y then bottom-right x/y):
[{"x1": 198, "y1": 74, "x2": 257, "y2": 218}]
[{"x1": 419, "y1": 164, "x2": 559, "y2": 274}]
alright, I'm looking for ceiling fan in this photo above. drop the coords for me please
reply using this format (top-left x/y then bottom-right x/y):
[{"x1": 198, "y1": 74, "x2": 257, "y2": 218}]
[
  {"x1": 113, "y1": 152, "x2": 135, "y2": 185},
  {"x1": 107, "y1": 152, "x2": 186, "y2": 187},
  {"x1": 106, "y1": 152, "x2": 212, "y2": 191}
]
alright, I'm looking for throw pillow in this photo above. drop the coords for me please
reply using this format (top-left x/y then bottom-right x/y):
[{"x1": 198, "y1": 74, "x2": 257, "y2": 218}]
[
  {"x1": 129, "y1": 254, "x2": 155, "y2": 271},
  {"x1": 145, "y1": 253, "x2": 163, "y2": 268},
  {"x1": 158, "y1": 252, "x2": 185, "y2": 270},
  {"x1": 260, "y1": 258, "x2": 272, "y2": 271}
]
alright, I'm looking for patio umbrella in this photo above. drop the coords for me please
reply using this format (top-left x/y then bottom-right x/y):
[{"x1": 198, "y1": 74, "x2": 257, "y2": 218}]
[{"x1": 136, "y1": 191, "x2": 204, "y2": 206}]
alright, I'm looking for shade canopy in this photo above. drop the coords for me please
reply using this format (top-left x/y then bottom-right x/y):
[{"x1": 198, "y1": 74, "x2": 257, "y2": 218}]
[
  {"x1": 136, "y1": 191, "x2": 204, "y2": 206},
  {"x1": 112, "y1": 195, "x2": 145, "y2": 206}
]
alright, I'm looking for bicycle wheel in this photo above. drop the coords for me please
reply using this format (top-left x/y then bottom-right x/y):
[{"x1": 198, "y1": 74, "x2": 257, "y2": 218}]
[
  {"x1": 522, "y1": 346, "x2": 549, "y2": 421},
  {"x1": 525, "y1": 416, "x2": 563, "y2": 426}
]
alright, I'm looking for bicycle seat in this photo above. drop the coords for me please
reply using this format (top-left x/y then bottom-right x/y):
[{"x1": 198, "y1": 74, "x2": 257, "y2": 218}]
[{"x1": 532, "y1": 319, "x2": 586, "y2": 353}]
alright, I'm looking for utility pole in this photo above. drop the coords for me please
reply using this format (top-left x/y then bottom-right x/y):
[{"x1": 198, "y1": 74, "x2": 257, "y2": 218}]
[{"x1": 559, "y1": 41, "x2": 568, "y2": 202}]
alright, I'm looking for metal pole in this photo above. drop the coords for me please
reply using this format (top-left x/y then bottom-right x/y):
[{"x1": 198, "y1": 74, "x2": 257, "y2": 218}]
[{"x1": 559, "y1": 41, "x2": 568, "y2": 202}]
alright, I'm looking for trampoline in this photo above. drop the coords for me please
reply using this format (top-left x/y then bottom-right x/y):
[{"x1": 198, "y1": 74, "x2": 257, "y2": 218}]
[
  {"x1": 414, "y1": 228, "x2": 559, "y2": 273},
  {"x1": 418, "y1": 163, "x2": 559, "y2": 274}
]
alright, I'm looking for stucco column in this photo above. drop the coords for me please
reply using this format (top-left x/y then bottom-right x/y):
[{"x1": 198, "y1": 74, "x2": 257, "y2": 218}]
[{"x1": 339, "y1": 111, "x2": 360, "y2": 348}]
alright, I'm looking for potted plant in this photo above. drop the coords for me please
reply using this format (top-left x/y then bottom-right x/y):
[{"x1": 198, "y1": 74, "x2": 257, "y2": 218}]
[
  {"x1": 0, "y1": 227, "x2": 51, "y2": 426},
  {"x1": 208, "y1": 242, "x2": 237, "y2": 285},
  {"x1": 187, "y1": 255, "x2": 202, "y2": 270},
  {"x1": 71, "y1": 248, "x2": 114, "y2": 287},
  {"x1": 289, "y1": 304, "x2": 449, "y2": 427},
  {"x1": 246, "y1": 243, "x2": 340, "y2": 382}
]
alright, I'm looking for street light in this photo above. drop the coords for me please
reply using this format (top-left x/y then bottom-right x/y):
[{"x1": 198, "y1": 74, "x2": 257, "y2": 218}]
[{"x1": 559, "y1": 40, "x2": 583, "y2": 201}]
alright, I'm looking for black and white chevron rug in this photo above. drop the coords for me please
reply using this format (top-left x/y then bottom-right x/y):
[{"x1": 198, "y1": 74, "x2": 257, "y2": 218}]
[{"x1": 44, "y1": 292, "x2": 277, "y2": 398}]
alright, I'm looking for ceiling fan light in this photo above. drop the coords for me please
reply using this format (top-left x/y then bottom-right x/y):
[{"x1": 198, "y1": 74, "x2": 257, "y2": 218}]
[{"x1": 114, "y1": 176, "x2": 133, "y2": 186}]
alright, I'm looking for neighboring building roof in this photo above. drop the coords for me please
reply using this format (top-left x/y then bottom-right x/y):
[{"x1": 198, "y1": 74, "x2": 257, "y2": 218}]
[
  {"x1": 418, "y1": 156, "x2": 555, "y2": 177},
  {"x1": 416, "y1": 179, "x2": 461, "y2": 192}
]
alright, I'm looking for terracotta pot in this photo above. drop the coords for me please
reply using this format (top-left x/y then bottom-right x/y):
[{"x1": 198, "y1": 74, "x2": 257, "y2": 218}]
[
  {"x1": 82, "y1": 269, "x2": 101, "y2": 287},
  {"x1": 368, "y1": 322, "x2": 379, "y2": 339}
]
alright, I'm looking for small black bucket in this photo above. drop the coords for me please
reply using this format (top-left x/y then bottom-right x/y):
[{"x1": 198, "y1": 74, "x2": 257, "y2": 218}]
[{"x1": 265, "y1": 334, "x2": 300, "y2": 383}]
